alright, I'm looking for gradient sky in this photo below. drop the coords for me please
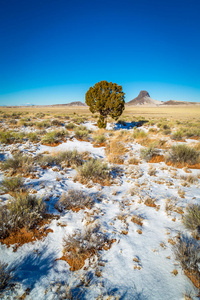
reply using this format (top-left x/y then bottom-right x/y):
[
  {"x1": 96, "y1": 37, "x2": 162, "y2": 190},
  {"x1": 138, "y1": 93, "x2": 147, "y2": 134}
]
[{"x1": 0, "y1": 0, "x2": 200, "y2": 105}]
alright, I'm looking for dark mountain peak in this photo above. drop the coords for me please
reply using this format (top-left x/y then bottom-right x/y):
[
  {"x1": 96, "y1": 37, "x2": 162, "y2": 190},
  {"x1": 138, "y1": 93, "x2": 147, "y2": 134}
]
[{"x1": 138, "y1": 90, "x2": 150, "y2": 98}]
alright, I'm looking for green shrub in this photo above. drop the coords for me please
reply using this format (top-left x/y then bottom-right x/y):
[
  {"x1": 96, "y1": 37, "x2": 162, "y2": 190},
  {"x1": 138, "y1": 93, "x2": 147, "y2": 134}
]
[
  {"x1": 93, "y1": 134, "x2": 106, "y2": 144},
  {"x1": 0, "y1": 206, "x2": 10, "y2": 239},
  {"x1": 74, "y1": 126, "x2": 90, "y2": 140},
  {"x1": 167, "y1": 144, "x2": 199, "y2": 165},
  {"x1": 26, "y1": 132, "x2": 40, "y2": 142},
  {"x1": 183, "y1": 204, "x2": 200, "y2": 234},
  {"x1": 140, "y1": 144, "x2": 158, "y2": 161},
  {"x1": 41, "y1": 130, "x2": 68, "y2": 144},
  {"x1": 77, "y1": 159, "x2": 110, "y2": 182},
  {"x1": 37, "y1": 150, "x2": 83, "y2": 168},
  {"x1": 8, "y1": 194, "x2": 46, "y2": 230},
  {"x1": 0, "y1": 262, "x2": 13, "y2": 291},
  {"x1": 36, "y1": 121, "x2": 50, "y2": 129},
  {"x1": 133, "y1": 129, "x2": 147, "y2": 139},
  {"x1": 65, "y1": 123, "x2": 76, "y2": 130},
  {"x1": 162, "y1": 129, "x2": 172, "y2": 135},
  {"x1": 171, "y1": 130, "x2": 183, "y2": 140},
  {"x1": 1, "y1": 153, "x2": 35, "y2": 174},
  {"x1": 51, "y1": 119, "x2": 63, "y2": 126},
  {"x1": 1, "y1": 176, "x2": 25, "y2": 194},
  {"x1": 0, "y1": 131, "x2": 12, "y2": 144}
]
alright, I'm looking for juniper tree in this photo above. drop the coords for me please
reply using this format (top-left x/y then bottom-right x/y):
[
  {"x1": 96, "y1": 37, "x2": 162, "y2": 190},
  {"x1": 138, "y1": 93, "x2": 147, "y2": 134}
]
[{"x1": 85, "y1": 81, "x2": 125, "y2": 128}]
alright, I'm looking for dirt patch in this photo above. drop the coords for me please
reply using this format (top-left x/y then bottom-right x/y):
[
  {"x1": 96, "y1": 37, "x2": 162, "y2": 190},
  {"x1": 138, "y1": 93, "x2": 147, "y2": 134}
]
[
  {"x1": 41, "y1": 141, "x2": 64, "y2": 147},
  {"x1": 166, "y1": 161, "x2": 200, "y2": 169},
  {"x1": 149, "y1": 155, "x2": 165, "y2": 163},
  {"x1": 184, "y1": 269, "x2": 200, "y2": 289},
  {"x1": 0, "y1": 218, "x2": 54, "y2": 251},
  {"x1": 92, "y1": 142, "x2": 106, "y2": 148}
]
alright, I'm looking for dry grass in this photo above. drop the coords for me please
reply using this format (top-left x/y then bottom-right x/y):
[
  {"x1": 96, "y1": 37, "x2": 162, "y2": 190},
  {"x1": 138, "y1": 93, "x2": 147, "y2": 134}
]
[
  {"x1": 55, "y1": 190, "x2": 94, "y2": 212},
  {"x1": 105, "y1": 138, "x2": 127, "y2": 164},
  {"x1": 0, "y1": 262, "x2": 13, "y2": 291}
]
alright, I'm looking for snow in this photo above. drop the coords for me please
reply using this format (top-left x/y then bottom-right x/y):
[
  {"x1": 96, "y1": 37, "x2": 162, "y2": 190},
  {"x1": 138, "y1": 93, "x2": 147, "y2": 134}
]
[{"x1": 0, "y1": 120, "x2": 199, "y2": 299}]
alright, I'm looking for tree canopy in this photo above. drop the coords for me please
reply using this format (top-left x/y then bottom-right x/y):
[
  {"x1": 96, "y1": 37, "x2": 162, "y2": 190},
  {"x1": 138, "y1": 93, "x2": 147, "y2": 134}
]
[{"x1": 85, "y1": 81, "x2": 125, "y2": 128}]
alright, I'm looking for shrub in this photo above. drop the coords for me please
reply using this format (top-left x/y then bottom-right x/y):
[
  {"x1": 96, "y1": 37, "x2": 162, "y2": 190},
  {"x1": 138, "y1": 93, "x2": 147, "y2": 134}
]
[
  {"x1": 183, "y1": 204, "x2": 200, "y2": 234},
  {"x1": 171, "y1": 130, "x2": 183, "y2": 140},
  {"x1": 0, "y1": 131, "x2": 12, "y2": 144},
  {"x1": 77, "y1": 159, "x2": 110, "y2": 183},
  {"x1": 0, "y1": 176, "x2": 25, "y2": 194},
  {"x1": 174, "y1": 235, "x2": 200, "y2": 287},
  {"x1": 74, "y1": 126, "x2": 90, "y2": 140},
  {"x1": 51, "y1": 119, "x2": 63, "y2": 126},
  {"x1": 41, "y1": 130, "x2": 67, "y2": 145},
  {"x1": 105, "y1": 138, "x2": 127, "y2": 164},
  {"x1": 65, "y1": 123, "x2": 76, "y2": 130},
  {"x1": 56, "y1": 190, "x2": 93, "y2": 212},
  {"x1": 26, "y1": 132, "x2": 40, "y2": 142},
  {"x1": 133, "y1": 129, "x2": 147, "y2": 139},
  {"x1": 166, "y1": 144, "x2": 199, "y2": 165},
  {"x1": 36, "y1": 121, "x2": 50, "y2": 129},
  {"x1": 62, "y1": 225, "x2": 108, "y2": 271},
  {"x1": 93, "y1": 134, "x2": 106, "y2": 145},
  {"x1": 37, "y1": 150, "x2": 83, "y2": 168},
  {"x1": 8, "y1": 193, "x2": 46, "y2": 230},
  {"x1": 0, "y1": 262, "x2": 13, "y2": 291},
  {"x1": 140, "y1": 144, "x2": 158, "y2": 162},
  {"x1": 1, "y1": 153, "x2": 35, "y2": 175},
  {"x1": 0, "y1": 206, "x2": 10, "y2": 239}
]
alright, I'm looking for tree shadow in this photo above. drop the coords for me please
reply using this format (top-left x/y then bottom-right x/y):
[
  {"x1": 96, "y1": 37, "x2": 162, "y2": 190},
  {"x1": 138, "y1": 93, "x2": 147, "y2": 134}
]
[{"x1": 114, "y1": 120, "x2": 148, "y2": 130}]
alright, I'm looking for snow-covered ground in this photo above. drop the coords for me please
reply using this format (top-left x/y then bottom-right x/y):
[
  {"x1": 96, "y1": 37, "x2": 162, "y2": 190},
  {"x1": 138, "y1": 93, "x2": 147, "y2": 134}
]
[{"x1": 0, "y1": 120, "x2": 199, "y2": 299}]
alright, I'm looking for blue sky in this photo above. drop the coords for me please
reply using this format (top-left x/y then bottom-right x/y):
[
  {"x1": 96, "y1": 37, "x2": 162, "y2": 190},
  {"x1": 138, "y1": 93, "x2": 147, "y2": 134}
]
[{"x1": 0, "y1": 0, "x2": 200, "y2": 105}]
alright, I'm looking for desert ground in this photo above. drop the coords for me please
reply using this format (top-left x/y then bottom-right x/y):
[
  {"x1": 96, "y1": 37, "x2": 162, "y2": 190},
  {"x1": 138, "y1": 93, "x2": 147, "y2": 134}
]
[{"x1": 0, "y1": 105, "x2": 200, "y2": 299}]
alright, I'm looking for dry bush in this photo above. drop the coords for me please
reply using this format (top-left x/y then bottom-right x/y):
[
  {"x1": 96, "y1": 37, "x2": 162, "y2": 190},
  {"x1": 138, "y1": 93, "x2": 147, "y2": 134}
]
[
  {"x1": 171, "y1": 130, "x2": 184, "y2": 140},
  {"x1": 62, "y1": 225, "x2": 108, "y2": 271},
  {"x1": 131, "y1": 215, "x2": 143, "y2": 226},
  {"x1": 77, "y1": 159, "x2": 111, "y2": 184},
  {"x1": 105, "y1": 138, "x2": 127, "y2": 164},
  {"x1": 41, "y1": 130, "x2": 68, "y2": 145},
  {"x1": 148, "y1": 165, "x2": 156, "y2": 176},
  {"x1": 166, "y1": 144, "x2": 199, "y2": 165},
  {"x1": 0, "y1": 176, "x2": 25, "y2": 194},
  {"x1": 56, "y1": 190, "x2": 94, "y2": 212},
  {"x1": 144, "y1": 197, "x2": 157, "y2": 208},
  {"x1": 174, "y1": 235, "x2": 200, "y2": 288},
  {"x1": 0, "y1": 262, "x2": 13, "y2": 291},
  {"x1": 133, "y1": 129, "x2": 147, "y2": 139},
  {"x1": 183, "y1": 204, "x2": 200, "y2": 235},
  {"x1": 0, "y1": 131, "x2": 13, "y2": 144},
  {"x1": 140, "y1": 144, "x2": 159, "y2": 162},
  {"x1": 74, "y1": 125, "x2": 90, "y2": 140},
  {"x1": 8, "y1": 193, "x2": 46, "y2": 230},
  {"x1": 51, "y1": 119, "x2": 63, "y2": 126},
  {"x1": 92, "y1": 134, "x2": 106, "y2": 145},
  {"x1": 0, "y1": 206, "x2": 10, "y2": 239},
  {"x1": 37, "y1": 150, "x2": 83, "y2": 168},
  {"x1": 180, "y1": 175, "x2": 198, "y2": 184},
  {"x1": 1, "y1": 153, "x2": 35, "y2": 175},
  {"x1": 128, "y1": 156, "x2": 139, "y2": 165},
  {"x1": 65, "y1": 122, "x2": 76, "y2": 130},
  {"x1": 26, "y1": 132, "x2": 41, "y2": 142}
]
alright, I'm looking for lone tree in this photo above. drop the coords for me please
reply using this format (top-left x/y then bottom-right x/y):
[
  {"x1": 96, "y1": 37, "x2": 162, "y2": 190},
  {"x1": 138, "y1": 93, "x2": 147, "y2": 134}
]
[{"x1": 85, "y1": 81, "x2": 125, "y2": 128}]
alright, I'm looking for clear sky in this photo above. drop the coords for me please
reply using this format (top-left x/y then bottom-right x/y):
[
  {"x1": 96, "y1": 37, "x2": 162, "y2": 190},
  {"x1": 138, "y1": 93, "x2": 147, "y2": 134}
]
[{"x1": 0, "y1": 0, "x2": 200, "y2": 106}]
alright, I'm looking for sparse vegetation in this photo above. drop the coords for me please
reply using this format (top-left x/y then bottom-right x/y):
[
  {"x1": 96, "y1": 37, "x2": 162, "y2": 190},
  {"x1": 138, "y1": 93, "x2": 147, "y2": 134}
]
[
  {"x1": 140, "y1": 144, "x2": 159, "y2": 162},
  {"x1": 0, "y1": 262, "x2": 13, "y2": 291},
  {"x1": 1, "y1": 153, "x2": 35, "y2": 175},
  {"x1": 0, "y1": 176, "x2": 25, "y2": 194},
  {"x1": 77, "y1": 158, "x2": 111, "y2": 184},
  {"x1": 182, "y1": 204, "x2": 200, "y2": 235},
  {"x1": 56, "y1": 190, "x2": 94, "y2": 212},
  {"x1": 166, "y1": 144, "x2": 199, "y2": 165},
  {"x1": 8, "y1": 193, "x2": 46, "y2": 230},
  {"x1": 174, "y1": 235, "x2": 200, "y2": 288}
]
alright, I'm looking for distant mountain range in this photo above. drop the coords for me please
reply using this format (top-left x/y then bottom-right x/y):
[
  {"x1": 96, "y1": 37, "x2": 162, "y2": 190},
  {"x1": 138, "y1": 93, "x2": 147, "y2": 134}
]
[{"x1": 126, "y1": 91, "x2": 199, "y2": 106}]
